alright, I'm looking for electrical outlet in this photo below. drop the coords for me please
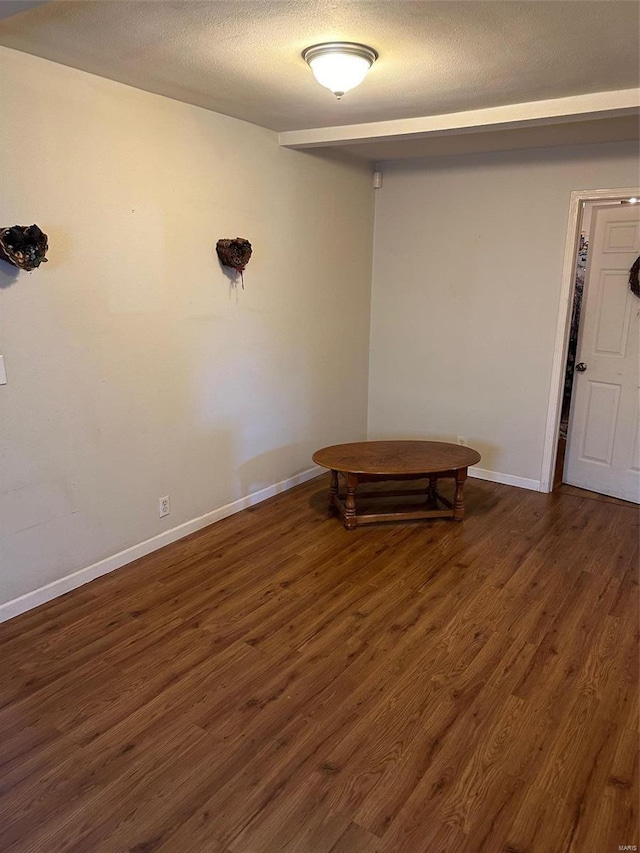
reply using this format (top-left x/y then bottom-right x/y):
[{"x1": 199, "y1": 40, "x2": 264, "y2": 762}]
[
  {"x1": 159, "y1": 495, "x2": 170, "y2": 517},
  {"x1": 457, "y1": 435, "x2": 467, "y2": 446}
]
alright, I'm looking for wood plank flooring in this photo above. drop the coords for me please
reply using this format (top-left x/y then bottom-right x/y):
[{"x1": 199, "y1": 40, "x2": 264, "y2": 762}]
[{"x1": 0, "y1": 476, "x2": 638, "y2": 852}]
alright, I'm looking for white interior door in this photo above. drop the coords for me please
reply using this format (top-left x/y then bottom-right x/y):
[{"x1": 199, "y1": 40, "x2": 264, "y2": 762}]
[{"x1": 564, "y1": 203, "x2": 640, "y2": 502}]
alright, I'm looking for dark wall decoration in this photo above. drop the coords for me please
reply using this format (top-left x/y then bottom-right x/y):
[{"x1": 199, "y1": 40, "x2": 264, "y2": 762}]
[
  {"x1": 216, "y1": 238, "x2": 252, "y2": 287},
  {"x1": 0, "y1": 225, "x2": 49, "y2": 271},
  {"x1": 629, "y1": 256, "x2": 639, "y2": 298}
]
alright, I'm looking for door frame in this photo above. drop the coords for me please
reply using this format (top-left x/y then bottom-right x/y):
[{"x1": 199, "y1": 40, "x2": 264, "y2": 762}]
[{"x1": 540, "y1": 186, "x2": 640, "y2": 493}]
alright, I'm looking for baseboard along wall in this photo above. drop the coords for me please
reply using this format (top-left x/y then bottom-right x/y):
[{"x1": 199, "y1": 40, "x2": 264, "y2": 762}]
[
  {"x1": 0, "y1": 464, "x2": 541, "y2": 623},
  {"x1": 469, "y1": 466, "x2": 543, "y2": 493},
  {"x1": 0, "y1": 465, "x2": 324, "y2": 624}
]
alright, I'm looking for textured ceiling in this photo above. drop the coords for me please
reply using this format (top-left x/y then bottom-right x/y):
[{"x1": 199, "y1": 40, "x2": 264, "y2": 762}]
[{"x1": 0, "y1": 0, "x2": 639, "y2": 134}]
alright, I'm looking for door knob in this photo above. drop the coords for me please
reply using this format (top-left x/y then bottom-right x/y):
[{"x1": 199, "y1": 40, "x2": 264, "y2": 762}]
[{"x1": 576, "y1": 362, "x2": 587, "y2": 372}]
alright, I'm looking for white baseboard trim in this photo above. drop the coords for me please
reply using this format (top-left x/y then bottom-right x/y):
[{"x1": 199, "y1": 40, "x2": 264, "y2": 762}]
[
  {"x1": 469, "y1": 466, "x2": 542, "y2": 492},
  {"x1": 0, "y1": 465, "x2": 325, "y2": 624}
]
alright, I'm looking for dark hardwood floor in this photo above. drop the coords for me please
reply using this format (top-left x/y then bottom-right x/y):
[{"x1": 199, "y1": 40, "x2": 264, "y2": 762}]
[{"x1": 0, "y1": 475, "x2": 638, "y2": 852}]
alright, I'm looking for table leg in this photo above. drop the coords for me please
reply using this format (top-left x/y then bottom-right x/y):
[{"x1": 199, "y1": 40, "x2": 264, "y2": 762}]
[
  {"x1": 328, "y1": 469, "x2": 339, "y2": 514},
  {"x1": 345, "y1": 472, "x2": 358, "y2": 530},
  {"x1": 453, "y1": 467, "x2": 467, "y2": 521},
  {"x1": 428, "y1": 475, "x2": 438, "y2": 507}
]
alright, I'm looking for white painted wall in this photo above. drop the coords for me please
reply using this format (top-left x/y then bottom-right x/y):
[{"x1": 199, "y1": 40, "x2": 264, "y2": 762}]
[
  {"x1": 0, "y1": 47, "x2": 374, "y2": 608},
  {"x1": 368, "y1": 141, "x2": 639, "y2": 485}
]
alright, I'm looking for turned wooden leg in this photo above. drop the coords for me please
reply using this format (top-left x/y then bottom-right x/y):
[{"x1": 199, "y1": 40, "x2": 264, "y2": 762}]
[
  {"x1": 329, "y1": 469, "x2": 339, "y2": 514},
  {"x1": 453, "y1": 467, "x2": 467, "y2": 521},
  {"x1": 428, "y1": 475, "x2": 438, "y2": 507},
  {"x1": 344, "y1": 472, "x2": 358, "y2": 530}
]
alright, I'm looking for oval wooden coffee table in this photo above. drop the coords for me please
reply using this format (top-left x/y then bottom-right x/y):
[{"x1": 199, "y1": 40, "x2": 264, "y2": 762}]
[{"x1": 312, "y1": 440, "x2": 481, "y2": 529}]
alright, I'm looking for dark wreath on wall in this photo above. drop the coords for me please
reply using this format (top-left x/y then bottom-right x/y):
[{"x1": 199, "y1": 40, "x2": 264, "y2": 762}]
[
  {"x1": 0, "y1": 225, "x2": 49, "y2": 271},
  {"x1": 630, "y1": 256, "x2": 640, "y2": 298},
  {"x1": 216, "y1": 237, "x2": 252, "y2": 288}
]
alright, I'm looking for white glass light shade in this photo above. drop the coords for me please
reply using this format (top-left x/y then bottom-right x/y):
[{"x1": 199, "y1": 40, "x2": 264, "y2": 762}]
[{"x1": 303, "y1": 43, "x2": 377, "y2": 99}]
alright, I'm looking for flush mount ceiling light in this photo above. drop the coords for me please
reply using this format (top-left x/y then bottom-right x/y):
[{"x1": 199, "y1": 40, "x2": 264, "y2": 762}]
[{"x1": 302, "y1": 42, "x2": 378, "y2": 99}]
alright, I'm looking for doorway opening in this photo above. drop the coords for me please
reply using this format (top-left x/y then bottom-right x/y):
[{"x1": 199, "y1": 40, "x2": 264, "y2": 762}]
[
  {"x1": 541, "y1": 187, "x2": 640, "y2": 496},
  {"x1": 553, "y1": 202, "x2": 593, "y2": 488}
]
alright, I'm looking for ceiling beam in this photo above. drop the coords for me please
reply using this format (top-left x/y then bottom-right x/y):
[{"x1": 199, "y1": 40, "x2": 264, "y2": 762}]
[{"x1": 279, "y1": 90, "x2": 640, "y2": 150}]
